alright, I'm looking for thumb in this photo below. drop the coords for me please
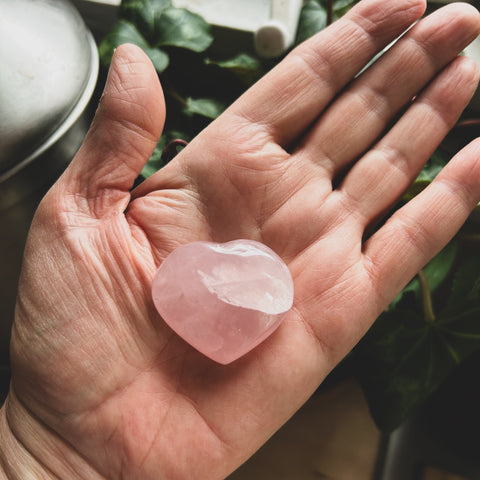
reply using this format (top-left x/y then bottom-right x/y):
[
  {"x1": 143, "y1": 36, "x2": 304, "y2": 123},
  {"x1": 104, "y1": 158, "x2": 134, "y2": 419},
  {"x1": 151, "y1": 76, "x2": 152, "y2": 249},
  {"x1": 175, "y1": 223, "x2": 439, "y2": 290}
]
[{"x1": 61, "y1": 43, "x2": 166, "y2": 217}]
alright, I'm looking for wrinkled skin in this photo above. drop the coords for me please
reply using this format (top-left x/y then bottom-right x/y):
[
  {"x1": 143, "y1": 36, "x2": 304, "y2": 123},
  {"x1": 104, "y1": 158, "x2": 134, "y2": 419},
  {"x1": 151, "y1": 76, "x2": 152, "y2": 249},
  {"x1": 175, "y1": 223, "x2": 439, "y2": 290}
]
[{"x1": 1, "y1": 0, "x2": 480, "y2": 478}]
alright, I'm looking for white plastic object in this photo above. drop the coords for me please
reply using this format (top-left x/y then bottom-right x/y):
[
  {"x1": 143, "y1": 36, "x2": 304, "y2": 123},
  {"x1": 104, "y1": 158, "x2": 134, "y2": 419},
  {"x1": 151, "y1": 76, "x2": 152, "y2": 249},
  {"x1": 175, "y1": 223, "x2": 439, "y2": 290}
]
[
  {"x1": 172, "y1": 0, "x2": 304, "y2": 57},
  {"x1": 255, "y1": 0, "x2": 304, "y2": 57}
]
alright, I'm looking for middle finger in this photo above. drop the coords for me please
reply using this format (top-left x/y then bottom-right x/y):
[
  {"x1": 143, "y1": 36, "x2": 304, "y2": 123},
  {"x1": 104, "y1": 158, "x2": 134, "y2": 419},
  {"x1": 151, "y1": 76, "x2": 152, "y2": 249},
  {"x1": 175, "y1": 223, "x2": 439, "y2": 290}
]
[{"x1": 295, "y1": 3, "x2": 480, "y2": 179}]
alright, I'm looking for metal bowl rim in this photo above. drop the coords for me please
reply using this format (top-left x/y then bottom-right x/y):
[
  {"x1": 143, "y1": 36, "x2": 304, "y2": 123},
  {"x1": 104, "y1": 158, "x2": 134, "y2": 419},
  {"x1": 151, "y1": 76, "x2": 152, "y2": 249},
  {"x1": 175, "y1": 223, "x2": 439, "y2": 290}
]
[{"x1": 0, "y1": 28, "x2": 99, "y2": 183}]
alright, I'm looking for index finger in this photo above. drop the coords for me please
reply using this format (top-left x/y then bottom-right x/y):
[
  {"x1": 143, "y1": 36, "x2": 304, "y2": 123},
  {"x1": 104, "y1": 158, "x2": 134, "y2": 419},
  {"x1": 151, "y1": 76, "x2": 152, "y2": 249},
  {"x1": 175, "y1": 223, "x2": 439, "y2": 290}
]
[{"x1": 228, "y1": 0, "x2": 426, "y2": 146}]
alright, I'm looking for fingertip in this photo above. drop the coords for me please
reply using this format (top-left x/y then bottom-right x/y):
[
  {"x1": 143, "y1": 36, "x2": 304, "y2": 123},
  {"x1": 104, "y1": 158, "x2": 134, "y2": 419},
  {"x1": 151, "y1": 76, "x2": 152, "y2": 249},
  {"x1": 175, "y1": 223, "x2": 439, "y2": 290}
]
[
  {"x1": 459, "y1": 53, "x2": 480, "y2": 87},
  {"x1": 436, "y1": 137, "x2": 480, "y2": 208},
  {"x1": 350, "y1": 0, "x2": 426, "y2": 31},
  {"x1": 463, "y1": 137, "x2": 480, "y2": 162},
  {"x1": 438, "y1": 54, "x2": 480, "y2": 106},
  {"x1": 431, "y1": 2, "x2": 480, "y2": 45},
  {"x1": 101, "y1": 43, "x2": 166, "y2": 139},
  {"x1": 453, "y1": 1, "x2": 480, "y2": 20},
  {"x1": 407, "y1": 0, "x2": 427, "y2": 19}
]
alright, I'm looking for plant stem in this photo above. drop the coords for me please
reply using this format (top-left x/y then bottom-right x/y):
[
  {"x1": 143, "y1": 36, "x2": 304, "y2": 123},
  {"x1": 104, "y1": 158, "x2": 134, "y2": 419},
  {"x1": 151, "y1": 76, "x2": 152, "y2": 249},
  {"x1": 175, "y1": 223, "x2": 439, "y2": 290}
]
[
  {"x1": 166, "y1": 89, "x2": 187, "y2": 108},
  {"x1": 418, "y1": 270, "x2": 435, "y2": 324},
  {"x1": 327, "y1": 0, "x2": 334, "y2": 26},
  {"x1": 459, "y1": 233, "x2": 480, "y2": 244},
  {"x1": 161, "y1": 139, "x2": 188, "y2": 163},
  {"x1": 455, "y1": 118, "x2": 480, "y2": 128}
]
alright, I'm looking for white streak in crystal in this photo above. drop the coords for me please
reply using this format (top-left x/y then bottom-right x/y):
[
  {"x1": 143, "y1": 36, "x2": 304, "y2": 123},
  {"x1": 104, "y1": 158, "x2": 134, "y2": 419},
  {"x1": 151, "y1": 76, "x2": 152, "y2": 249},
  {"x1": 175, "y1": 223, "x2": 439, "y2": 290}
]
[
  {"x1": 210, "y1": 243, "x2": 273, "y2": 258},
  {"x1": 198, "y1": 269, "x2": 292, "y2": 315}
]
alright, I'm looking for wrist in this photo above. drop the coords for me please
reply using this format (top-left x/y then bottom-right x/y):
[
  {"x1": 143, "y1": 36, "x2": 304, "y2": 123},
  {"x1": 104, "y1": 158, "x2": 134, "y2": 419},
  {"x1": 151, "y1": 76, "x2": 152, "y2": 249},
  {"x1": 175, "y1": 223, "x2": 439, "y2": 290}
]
[
  {"x1": 0, "y1": 395, "x2": 51, "y2": 479},
  {"x1": 0, "y1": 390, "x2": 103, "y2": 480}
]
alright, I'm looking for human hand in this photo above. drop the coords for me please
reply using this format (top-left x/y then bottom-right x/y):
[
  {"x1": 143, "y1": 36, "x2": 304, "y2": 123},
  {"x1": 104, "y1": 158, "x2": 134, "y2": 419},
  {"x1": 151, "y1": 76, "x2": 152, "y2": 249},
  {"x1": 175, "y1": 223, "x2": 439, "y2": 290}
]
[{"x1": 1, "y1": 0, "x2": 479, "y2": 478}]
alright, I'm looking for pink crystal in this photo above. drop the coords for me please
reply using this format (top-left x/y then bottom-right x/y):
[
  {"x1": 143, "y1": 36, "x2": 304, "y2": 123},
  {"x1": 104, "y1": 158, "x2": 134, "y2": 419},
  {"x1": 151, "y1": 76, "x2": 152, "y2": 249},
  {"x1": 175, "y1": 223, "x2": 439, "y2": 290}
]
[{"x1": 152, "y1": 240, "x2": 294, "y2": 364}]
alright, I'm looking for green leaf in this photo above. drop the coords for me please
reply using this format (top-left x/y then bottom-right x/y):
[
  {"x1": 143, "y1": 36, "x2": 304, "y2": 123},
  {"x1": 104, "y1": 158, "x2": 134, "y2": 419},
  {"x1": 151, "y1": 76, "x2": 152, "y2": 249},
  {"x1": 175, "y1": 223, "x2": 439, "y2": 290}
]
[
  {"x1": 98, "y1": 19, "x2": 169, "y2": 72},
  {"x1": 184, "y1": 97, "x2": 226, "y2": 120},
  {"x1": 155, "y1": 7, "x2": 213, "y2": 52},
  {"x1": 296, "y1": 0, "x2": 327, "y2": 45},
  {"x1": 354, "y1": 309, "x2": 433, "y2": 431},
  {"x1": 404, "y1": 148, "x2": 451, "y2": 201},
  {"x1": 447, "y1": 253, "x2": 480, "y2": 309},
  {"x1": 295, "y1": 0, "x2": 359, "y2": 45},
  {"x1": 331, "y1": 0, "x2": 358, "y2": 9},
  {"x1": 140, "y1": 137, "x2": 167, "y2": 179},
  {"x1": 391, "y1": 241, "x2": 458, "y2": 308},
  {"x1": 355, "y1": 310, "x2": 474, "y2": 431},
  {"x1": 355, "y1": 251, "x2": 480, "y2": 432},
  {"x1": 205, "y1": 53, "x2": 265, "y2": 86},
  {"x1": 121, "y1": 0, "x2": 172, "y2": 42},
  {"x1": 328, "y1": 0, "x2": 359, "y2": 17},
  {"x1": 98, "y1": 20, "x2": 150, "y2": 66},
  {"x1": 416, "y1": 148, "x2": 449, "y2": 182},
  {"x1": 140, "y1": 130, "x2": 190, "y2": 178},
  {"x1": 143, "y1": 47, "x2": 170, "y2": 72},
  {"x1": 424, "y1": 241, "x2": 459, "y2": 292}
]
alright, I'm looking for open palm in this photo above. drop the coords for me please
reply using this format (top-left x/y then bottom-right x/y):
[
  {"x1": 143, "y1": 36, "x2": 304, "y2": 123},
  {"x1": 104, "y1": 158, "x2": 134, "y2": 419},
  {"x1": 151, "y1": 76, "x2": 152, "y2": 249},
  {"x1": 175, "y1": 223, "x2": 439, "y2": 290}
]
[{"x1": 2, "y1": 0, "x2": 480, "y2": 478}]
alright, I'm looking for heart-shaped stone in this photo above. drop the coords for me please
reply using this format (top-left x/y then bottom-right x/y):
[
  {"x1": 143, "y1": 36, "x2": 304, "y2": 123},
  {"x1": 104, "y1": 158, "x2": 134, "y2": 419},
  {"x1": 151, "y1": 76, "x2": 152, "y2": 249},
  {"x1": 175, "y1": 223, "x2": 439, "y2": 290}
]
[{"x1": 152, "y1": 240, "x2": 294, "y2": 364}]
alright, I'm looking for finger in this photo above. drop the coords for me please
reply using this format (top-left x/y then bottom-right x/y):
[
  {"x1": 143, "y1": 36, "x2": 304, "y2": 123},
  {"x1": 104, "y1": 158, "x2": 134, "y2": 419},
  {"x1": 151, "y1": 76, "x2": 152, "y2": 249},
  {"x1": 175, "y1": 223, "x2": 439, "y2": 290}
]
[
  {"x1": 227, "y1": 0, "x2": 426, "y2": 146},
  {"x1": 61, "y1": 44, "x2": 166, "y2": 217},
  {"x1": 296, "y1": 3, "x2": 480, "y2": 178},
  {"x1": 363, "y1": 138, "x2": 480, "y2": 305},
  {"x1": 340, "y1": 55, "x2": 480, "y2": 227}
]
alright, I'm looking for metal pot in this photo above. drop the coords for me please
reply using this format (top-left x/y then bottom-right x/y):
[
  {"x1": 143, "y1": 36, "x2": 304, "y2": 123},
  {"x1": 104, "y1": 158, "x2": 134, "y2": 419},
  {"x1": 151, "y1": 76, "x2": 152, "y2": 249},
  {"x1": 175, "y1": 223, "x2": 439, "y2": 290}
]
[{"x1": 0, "y1": 0, "x2": 99, "y2": 363}]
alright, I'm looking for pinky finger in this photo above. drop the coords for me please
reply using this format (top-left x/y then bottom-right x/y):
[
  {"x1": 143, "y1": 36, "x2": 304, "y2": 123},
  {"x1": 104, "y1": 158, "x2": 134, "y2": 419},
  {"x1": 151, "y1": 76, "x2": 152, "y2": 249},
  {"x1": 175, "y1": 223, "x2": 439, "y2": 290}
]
[{"x1": 363, "y1": 138, "x2": 480, "y2": 303}]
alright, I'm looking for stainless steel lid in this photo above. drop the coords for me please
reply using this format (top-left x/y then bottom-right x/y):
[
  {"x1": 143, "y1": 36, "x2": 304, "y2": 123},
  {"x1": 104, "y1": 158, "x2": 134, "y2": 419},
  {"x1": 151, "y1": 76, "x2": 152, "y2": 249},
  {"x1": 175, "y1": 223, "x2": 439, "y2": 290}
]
[{"x1": 0, "y1": 0, "x2": 98, "y2": 177}]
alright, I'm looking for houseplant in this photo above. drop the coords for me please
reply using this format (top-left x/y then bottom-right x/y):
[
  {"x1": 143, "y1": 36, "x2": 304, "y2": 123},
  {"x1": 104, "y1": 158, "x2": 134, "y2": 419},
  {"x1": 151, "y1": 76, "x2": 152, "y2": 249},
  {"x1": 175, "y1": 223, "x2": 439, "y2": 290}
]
[{"x1": 98, "y1": 0, "x2": 480, "y2": 436}]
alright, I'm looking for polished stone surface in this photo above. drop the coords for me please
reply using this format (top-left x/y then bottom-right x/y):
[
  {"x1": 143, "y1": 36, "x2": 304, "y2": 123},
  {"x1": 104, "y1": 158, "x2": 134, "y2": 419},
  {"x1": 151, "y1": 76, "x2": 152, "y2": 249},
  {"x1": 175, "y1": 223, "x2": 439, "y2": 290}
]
[{"x1": 152, "y1": 240, "x2": 294, "y2": 364}]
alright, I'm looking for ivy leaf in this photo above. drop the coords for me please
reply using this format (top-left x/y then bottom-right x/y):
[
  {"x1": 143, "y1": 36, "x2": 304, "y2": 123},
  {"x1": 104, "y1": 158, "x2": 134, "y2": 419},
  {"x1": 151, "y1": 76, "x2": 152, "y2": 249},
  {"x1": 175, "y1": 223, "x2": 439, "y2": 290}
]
[
  {"x1": 404, "y1": 148, "x2": 451, "y2": 201},
  {"x1": 330, "y1": 0, "x2": 357, "y2": 8},
  {"x1": 355, "y1": 252, "x2": 480, "y2": 432},
  {"x1": 155, "y1": 8, "x2": 213, "y2": 52},
  {"x1": 141, "y1": 130, "x2": 190, "y2": 178},
  {"x1": 327, "y1": 0, "x2": 359, "y2": 18},
  {"x1": 140, "y1": 137, "x2": 167, "y2": 179},
  {"x1": 295, "y1": 0, "x2": 359, "y2": 45},
  {"x1": 99, "y1": 20, "x2": 149, "y2": 66},
  {"x1": 447, "y1": 253, "x2": 480, "y2": 309},
  {"x1": 98, "y1": 3, "x2": 211, "y2": 74},
  {"x1": 98, "y1": 19, "x2": 169, "y2": 72},
  {"x1": 184, "y1": 97, "x2": 226, "y2": 120},
  {"x1": 296, "y1": 0, "x2": 327, "y2": 45},
  {"x1": 416, "y1": 148, "x2": 449, "y2": 182},
  {"x1": 391, "y1": 241, "x2": 458, "y2": 308},
  {"x1": 424, "y1": 241, "x2": 458, "y2": 291},
  {"x1": 205, "y1": 53, "x2": 265, "y2": 86},
  {"x1": 355, "y1": 310, "x2": 447, "y2": 431},
  {"x1": 121, "y1": 0, "x2": 172, "y2": 42},
  {"x1": 143, "y1": 47, "x2": 170, "y2": 72},
  {"x1": 356, "y1": 308, "x2": 480, "y2": 431}
]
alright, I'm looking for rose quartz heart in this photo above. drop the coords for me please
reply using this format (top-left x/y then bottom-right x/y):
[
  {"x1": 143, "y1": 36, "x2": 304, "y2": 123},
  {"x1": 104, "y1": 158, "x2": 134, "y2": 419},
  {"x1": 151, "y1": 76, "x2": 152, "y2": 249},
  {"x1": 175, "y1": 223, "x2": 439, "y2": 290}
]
[{"x1": 152, "y1": 240, "x2": 294, "y2": 364}]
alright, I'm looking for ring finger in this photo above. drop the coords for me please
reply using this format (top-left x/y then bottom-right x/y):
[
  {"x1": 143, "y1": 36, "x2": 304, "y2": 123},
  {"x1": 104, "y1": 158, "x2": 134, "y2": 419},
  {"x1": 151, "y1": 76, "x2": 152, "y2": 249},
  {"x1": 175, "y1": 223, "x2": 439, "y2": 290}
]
[
  {"x1": 338, "y1": 54, "x2": 479, "y2": 229},
  {"x1": 295, "y1": 3, "x2": 480, "y2": 179}
]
